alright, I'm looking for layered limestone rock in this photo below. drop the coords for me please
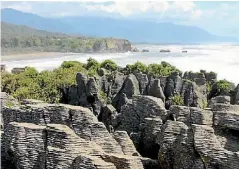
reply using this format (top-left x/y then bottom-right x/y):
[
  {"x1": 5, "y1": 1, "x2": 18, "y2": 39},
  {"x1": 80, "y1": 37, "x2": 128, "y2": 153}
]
[
  {"x1": 114, "y1": 95, "x2": 166, "y2": 159},
  {"x1": 232, "y1": 84, "x2": 239, "y2": 105},
  {"x1": 157, "y1": 99, "x2": 239, "y2": 169},
  {"x1": 1, "y1": 101, "x2": 146, "y2": 169}
]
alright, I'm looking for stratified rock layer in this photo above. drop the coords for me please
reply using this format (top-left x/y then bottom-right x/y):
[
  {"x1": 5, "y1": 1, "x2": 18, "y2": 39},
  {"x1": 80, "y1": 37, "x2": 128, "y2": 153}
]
[{"x1": 1, "y1": 100, "x2": 146, "y2": 169}]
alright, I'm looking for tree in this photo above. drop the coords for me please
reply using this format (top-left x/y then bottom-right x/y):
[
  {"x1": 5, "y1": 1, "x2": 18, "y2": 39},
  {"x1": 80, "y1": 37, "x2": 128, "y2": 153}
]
[
  {"x1": 100, "y1": 59, "x2": 118, "y2": 71},
  {"x1": 130, "y1": 61, "x2": 147, "y2": 73}
]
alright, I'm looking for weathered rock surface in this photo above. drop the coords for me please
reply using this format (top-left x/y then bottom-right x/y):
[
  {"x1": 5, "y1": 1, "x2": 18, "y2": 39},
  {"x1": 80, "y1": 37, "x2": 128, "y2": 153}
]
[
  {"x1": 232, "y1": 84, "x2": 239, "y2": 105},
  {"x1": 148, "y1": 79, "x2": 165, "y2": 103},
  {"x1": 1, "y1": 101, "x2": 146, "y2": 169},
  {"x1": 114, "y1": 95, "x2": 166, "y2": 159},
  {"x1": 92, "y1": 39, "x2": 131, "y2": 53},
  {"x1": 157, "y1": 103, "x2": 239, "y2": 169}
]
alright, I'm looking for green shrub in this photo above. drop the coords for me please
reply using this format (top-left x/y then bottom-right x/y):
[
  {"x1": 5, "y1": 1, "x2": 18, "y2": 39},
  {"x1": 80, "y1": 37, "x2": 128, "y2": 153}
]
[
  {"x1": 85, "y1": 58, "x2": 100, "y2": 71},
  {"x1": 206, "y1": 82, "x2": 212, "y2": 92},
  {"x1": 171, "y1": 95, "x2": 184, "y2": 106},
  {"x1": 1, "y1": 61, "x2": 87, "y2": 103},
  {"x1": 99, "y1": 90, "x2": 108, "y2": 104},
  {"x1": 215, "y1": 79, "x2": 233, "y2": 93},
  {"x1": 147, "y1": 62, "x2": 179, "y2": 77},
  {"x1": 100, "y1": 59, "x2": 117, "y2": 71},
  {"x1": 129, "y1": 61, "x2": 147, "y2": 73},
  {"x1": 202, "y1": 99, "x2": 207, "y2": 109},
  {"x1": 6, "y1": 101, "x2": 14, "y2": 108},
  {"x1": 61, "y1": 61, "x2": 83, "y2": 69}
]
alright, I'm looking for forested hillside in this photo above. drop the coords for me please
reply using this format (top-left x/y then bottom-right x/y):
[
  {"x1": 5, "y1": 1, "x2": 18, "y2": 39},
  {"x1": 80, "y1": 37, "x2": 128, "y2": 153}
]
[{"x1": 1, "y1": 22, "x2": 131, "y2": 55}]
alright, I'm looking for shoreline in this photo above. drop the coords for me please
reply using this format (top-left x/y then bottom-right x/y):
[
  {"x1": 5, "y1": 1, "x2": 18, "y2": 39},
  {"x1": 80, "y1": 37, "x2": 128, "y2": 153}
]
[{"x1": 1, "y1": 52, "x2": 67, "y2": 61}]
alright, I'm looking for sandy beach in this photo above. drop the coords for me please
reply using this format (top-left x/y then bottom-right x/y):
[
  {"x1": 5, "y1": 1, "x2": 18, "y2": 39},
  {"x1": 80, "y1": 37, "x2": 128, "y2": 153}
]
[{"x1": 1, "y1": 52, "x2": 67, "y2": 61}]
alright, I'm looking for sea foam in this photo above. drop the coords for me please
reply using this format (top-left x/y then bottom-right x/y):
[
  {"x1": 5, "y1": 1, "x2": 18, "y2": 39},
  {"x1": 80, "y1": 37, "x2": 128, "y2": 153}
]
[{"x1": 2, "y1": 44, "x2": 239, "y2": 84}]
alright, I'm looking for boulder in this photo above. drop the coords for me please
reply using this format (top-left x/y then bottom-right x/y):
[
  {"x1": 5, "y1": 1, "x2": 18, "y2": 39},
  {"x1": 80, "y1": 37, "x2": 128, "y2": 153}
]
[
  {"x1": 131, "y1": 47, "x2": 139, "y2": 52},
  {"x1": 160, "y1": 49, "x2": 170, "y2": 53},
  {"x1": 209, "y1": 95, "x2": 231, "y2": 106},
  {"x1": 11, "y1": 67, "x2": 26, "y2": 74},
  {"x1": 141, "y1": 49, "x2": 149, "y2": 52}
]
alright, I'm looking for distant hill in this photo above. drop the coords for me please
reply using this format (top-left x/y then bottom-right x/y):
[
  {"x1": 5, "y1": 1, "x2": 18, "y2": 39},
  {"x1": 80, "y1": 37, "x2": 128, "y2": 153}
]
[
  {"x1": 1, "y1": 22, "x2": 69, "y2": 38},
  {"x1": 1, "y1": 22, "x2": 131, "y2": 55},
  {"x1": 1, "y1": 8, "x2": 238, "y2": 43}
]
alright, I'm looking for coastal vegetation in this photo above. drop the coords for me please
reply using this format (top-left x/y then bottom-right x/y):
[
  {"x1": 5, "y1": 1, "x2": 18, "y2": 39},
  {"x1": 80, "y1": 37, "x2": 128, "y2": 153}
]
[
  {"x1": 1, "y1": 60, "x2": 182, "y2": 103},
  {"x1": 1, "y1": 22, "x2": 131, "y2": 55}
]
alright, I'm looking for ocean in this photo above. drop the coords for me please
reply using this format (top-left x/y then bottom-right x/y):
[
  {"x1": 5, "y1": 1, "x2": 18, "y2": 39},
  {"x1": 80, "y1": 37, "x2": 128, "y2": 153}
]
[{"x1": 2, "y1": 44, "x2": 239, "y2": 85}]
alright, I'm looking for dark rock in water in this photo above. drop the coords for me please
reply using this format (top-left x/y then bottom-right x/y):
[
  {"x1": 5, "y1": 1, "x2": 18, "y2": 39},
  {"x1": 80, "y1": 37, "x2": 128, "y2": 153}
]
[
  {"x1": 141, "y1": 49, "x2": 149, "y2": 52},
  {"x1": 160, "y1": 49, "x2": 170, "y2": 53},
  {"x1": 11, "y1": 67, "x2": 26, "y2": 74},
  {"x1": 131, "y1": 47, "x2": 139, "y2": 52}
]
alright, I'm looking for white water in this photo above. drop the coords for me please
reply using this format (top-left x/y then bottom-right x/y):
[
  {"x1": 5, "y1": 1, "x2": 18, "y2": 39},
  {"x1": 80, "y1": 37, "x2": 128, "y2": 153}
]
[{"x1": 1, "y1": 44, "x2": 239, "y2": 85}]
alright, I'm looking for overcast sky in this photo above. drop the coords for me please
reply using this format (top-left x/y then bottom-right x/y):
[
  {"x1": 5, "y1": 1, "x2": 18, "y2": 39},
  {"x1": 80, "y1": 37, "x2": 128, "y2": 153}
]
[{"x1": 2, "y1": 1, "x2": 239, "y2": 38}]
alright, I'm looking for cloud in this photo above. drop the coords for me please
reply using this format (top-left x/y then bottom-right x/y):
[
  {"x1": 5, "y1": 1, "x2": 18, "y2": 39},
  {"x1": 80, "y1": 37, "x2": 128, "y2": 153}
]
[
  {"x1": 1, "y1": 1, "x2": 32, "y2": 12},
  {"x1": 1, "y1": 1, "x2": 238, "y2": 37},
  {"x1": 84, "y1": 1, "x2": 201, "y2": 19}
]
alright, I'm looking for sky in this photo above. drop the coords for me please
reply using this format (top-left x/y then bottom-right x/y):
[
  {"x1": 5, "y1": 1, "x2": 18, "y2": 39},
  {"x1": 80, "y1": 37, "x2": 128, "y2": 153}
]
[{"x1": 1, "y1": 1, "x2": 239, "y2": 38}]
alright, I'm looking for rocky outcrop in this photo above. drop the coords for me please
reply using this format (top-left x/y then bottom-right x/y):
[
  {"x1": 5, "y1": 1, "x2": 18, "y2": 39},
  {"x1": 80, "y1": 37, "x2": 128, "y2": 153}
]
[
  {"x1": 148, "y1": 79, "x2": 165, "y2": 103},
  {"x1": 131, "y1": 47, "x2": 139, "y2": 52},
  {"x1": 93, "y1": 39, "x2": 131, "y2": 53},
  {"x1": 1, "y1": 100, "x2": 147, "y2": 169},
  {"x1": 157, "y1": 100, "x2": 239, "y2": 169},
  {"x1": 160, "y1": 49, "x2": 170, "y2": 53},
  {"x1": 11, "y1": 67, "x2": 26, "y2": 74},
  {"x1": 1, "y1": 92, "x2": 19, "y2": 108},
  {"x1": 232, "y1": 84, "x2": 239, "y2": 105},
  {"x1": 141, "y1": 49, "x2": 149, "y2": 52},
  {"x1": 113, "y1": 95, "x2": 166, "y2": 159},
  {"x1": 2, "y1": 86, "x2": 239, "y2": 169}
]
